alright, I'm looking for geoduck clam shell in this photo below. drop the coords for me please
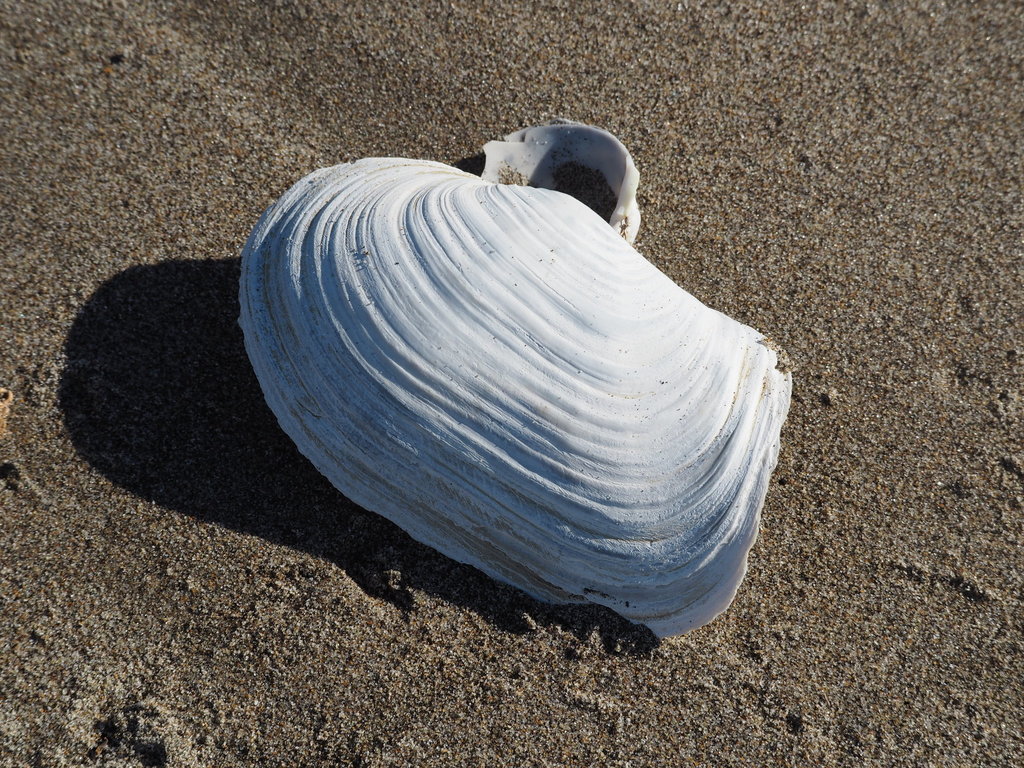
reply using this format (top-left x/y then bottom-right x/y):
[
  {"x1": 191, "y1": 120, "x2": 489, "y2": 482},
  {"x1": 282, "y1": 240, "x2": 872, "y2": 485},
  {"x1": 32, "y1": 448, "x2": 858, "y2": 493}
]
[{"x1": 239, "y1": 125, "x2": 791, "y2": 636}]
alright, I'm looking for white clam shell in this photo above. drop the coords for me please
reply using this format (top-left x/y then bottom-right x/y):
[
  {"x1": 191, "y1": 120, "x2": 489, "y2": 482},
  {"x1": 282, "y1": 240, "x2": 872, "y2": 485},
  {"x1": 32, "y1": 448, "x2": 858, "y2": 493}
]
[{"x1": 240, "y1": 134, "x2": 791, "y2": 637}]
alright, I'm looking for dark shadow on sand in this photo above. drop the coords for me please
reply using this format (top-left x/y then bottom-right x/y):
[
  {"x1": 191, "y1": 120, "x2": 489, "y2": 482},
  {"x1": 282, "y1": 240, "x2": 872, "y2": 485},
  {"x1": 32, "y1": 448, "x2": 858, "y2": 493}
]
[{"x1": 59, "y1": 258, "x2": 659, "y2": 656}]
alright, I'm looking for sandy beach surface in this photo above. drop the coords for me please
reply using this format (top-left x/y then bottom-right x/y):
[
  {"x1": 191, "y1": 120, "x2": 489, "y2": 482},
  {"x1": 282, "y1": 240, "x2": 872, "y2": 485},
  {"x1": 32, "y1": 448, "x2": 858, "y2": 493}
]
[{"x1": 2, "y1": 1, "x2": 1022, "y2": 765}]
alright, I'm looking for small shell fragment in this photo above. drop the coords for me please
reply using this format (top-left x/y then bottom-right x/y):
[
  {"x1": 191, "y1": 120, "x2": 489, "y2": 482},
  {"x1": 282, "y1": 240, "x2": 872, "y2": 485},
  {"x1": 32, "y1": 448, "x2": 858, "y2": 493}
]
[{"x1": 481, "y1": 119, "x2": 641, "y2": 243}]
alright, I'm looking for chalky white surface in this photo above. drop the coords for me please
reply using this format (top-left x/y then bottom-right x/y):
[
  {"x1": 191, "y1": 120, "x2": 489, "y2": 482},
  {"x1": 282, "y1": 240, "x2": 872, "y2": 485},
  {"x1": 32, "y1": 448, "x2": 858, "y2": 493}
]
[{"x1": 240, "y1": 158, "x2": 790, "y2": 635}]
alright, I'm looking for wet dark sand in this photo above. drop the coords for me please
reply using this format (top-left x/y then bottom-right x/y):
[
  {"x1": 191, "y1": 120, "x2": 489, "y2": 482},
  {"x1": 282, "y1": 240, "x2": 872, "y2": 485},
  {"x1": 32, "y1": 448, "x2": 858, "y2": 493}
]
[{"x1": 1, "y1": 2, "x2": 1022, "y2": 765}]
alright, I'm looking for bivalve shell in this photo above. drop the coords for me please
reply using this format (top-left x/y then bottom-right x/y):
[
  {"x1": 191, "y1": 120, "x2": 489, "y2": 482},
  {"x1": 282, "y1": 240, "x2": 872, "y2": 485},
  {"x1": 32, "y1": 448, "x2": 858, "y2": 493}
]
[{"x1": 239, "y1": 127, "x2": 791, "y2": 636}]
